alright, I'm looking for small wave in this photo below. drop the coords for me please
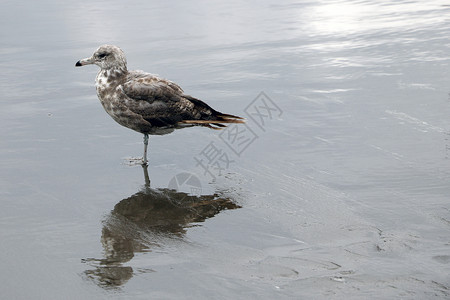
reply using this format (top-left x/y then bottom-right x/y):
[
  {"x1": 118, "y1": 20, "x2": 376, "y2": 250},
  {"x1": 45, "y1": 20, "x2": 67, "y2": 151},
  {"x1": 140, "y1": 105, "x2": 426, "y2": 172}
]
[{"x1": 385, "y1": 110, "x2": 445, "y2": 133}]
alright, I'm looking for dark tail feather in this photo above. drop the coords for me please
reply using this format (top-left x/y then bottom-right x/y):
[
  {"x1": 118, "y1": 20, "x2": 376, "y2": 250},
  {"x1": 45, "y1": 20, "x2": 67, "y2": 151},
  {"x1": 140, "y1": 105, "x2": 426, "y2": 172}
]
[
  {"x1": 216, "y1": 112, "x2": 244, "y2": 121},
  {"x1": 178, "y1": 112, "x2": 245, "y2": 129},
  {"x1": 181, "y1": 95, "x2": 245, "y2": 129}
]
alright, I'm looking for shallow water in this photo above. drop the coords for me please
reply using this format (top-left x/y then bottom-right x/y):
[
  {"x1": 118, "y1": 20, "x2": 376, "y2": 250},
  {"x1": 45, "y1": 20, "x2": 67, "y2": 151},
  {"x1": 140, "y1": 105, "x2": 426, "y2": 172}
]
[{"x1": 1, "y1": 0, "x2": 450, "y2": 298}]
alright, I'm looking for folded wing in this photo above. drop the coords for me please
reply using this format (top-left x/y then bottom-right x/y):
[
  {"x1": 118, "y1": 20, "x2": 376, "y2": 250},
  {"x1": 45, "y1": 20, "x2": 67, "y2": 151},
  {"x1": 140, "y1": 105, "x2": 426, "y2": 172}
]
[{"x1": 122, "y1": 71, "x2": 244, "y2": 129}]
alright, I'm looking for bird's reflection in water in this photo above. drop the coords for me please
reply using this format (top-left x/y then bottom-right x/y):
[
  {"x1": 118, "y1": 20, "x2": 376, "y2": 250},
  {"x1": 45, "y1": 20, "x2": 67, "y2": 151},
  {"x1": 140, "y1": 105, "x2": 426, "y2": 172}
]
[{"x1": 83, "y1": 165, "x2": 241, "y2": 289}]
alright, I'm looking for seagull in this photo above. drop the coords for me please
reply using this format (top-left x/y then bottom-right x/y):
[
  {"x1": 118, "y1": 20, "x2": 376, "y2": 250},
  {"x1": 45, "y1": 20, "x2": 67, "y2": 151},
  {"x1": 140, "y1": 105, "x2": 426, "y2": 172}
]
[{"x1": 76, "y1": 45, "x2": 244, "y2": 165}]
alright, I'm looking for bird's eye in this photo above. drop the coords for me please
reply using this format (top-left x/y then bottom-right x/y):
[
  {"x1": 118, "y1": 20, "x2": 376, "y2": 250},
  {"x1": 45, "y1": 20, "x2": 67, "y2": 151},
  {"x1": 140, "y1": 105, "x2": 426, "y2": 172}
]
[{"x1": 98, "y1": 53, "x2": 108, "y2": 59}]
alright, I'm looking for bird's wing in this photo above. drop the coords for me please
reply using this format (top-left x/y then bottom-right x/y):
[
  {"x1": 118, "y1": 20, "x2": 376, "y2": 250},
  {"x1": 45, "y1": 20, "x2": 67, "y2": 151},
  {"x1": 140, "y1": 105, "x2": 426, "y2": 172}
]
[
  {"x1": 122, "y1": 71, "x2": 184, "y2": 101},
  {"x1": 121, "y1": 71, "x2": 244, "y2": 128},
  {"x1": 121, "y1": 72, "x2": 198, "y2": 126}
]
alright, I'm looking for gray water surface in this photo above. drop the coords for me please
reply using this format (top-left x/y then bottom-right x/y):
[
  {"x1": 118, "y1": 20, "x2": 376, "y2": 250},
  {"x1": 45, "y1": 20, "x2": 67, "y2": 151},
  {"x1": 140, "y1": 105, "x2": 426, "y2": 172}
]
[{"x1": 1, "y1": 0, "x2": 450, "y2": 299}]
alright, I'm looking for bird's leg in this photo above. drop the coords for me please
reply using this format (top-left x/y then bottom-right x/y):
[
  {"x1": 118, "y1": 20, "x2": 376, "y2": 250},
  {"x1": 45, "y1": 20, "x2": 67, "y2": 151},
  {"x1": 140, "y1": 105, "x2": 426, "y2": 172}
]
[
  {"x1": 142, "y1": 163, "x2": 150, "y2": 190},
  {"x1": 142, "y1": 133, "x2": 149, "y2": 165}
]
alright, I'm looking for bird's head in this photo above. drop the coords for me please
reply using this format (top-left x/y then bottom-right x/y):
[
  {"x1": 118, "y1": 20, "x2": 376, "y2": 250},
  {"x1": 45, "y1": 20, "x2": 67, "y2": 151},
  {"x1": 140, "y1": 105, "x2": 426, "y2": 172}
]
[{"x1": 76, "y1": 45, "x2": 127, "y2": 71}]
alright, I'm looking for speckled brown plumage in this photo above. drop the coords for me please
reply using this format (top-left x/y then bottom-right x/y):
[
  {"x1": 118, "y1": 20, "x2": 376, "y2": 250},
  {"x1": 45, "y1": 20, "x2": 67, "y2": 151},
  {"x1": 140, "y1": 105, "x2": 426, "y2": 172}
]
[
  {"x1": 76, "y1": 45, "x2": 243, "y2": 135},
  {"x1": 76, "y1": 45, "x2": 244, "y2": 164}
]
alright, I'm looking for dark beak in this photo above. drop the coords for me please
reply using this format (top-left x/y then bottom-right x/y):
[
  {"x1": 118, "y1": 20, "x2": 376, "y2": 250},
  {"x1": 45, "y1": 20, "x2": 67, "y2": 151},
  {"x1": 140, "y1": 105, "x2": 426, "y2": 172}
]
[{"x1": 75, "y1": 56, "x2": 94, "y2": 67}]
